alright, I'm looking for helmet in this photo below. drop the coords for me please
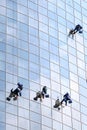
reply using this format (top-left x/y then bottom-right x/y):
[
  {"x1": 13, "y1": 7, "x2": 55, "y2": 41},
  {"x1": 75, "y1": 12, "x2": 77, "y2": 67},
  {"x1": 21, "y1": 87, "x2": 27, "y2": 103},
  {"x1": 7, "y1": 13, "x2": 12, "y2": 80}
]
[
  {"x1": 17, "y1": 82, "x2": 23, "y2": 90},
  {"x1": 42, "y1": 86, "x2": 47, "y2": 94}
]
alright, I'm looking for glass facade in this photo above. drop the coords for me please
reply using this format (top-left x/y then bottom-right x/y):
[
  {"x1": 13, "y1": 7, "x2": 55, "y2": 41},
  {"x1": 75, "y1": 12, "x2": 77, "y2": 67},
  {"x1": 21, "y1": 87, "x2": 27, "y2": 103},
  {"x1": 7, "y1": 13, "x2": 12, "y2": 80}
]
[{"x1": 0, "y1": 0, "x2": 87, "y2": 130}]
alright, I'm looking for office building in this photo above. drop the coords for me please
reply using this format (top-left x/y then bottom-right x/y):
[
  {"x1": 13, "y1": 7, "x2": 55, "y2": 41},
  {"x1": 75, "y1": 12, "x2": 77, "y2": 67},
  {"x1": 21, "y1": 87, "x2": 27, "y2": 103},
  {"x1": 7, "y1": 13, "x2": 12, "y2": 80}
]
[{"x1": 0, "y1": 0, "x2": 87, "y2": 130}]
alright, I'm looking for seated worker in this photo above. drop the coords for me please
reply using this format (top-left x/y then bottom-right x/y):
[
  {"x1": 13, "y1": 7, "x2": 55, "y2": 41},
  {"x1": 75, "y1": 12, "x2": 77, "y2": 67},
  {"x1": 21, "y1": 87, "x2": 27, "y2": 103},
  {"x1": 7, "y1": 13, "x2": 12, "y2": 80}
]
[
  {"x1": 6, "y1": 82, "x2": 23, "y2": 101},
  {"x1": 61, "y1": 92, "x2": 72, "y2": 106},
  {"x1": 33, "y1": 86, "x2": 49, "y2": 102},
  {"x1": 68, "y1": 29, "x2": 76, "y2": 39},
  {"x1": 53, "y1": 97, "x2": 62, "y2": 110},
  {"x1": 68, "y1": 24, "x2": 83, "y2": 39},
  {"x1": 73, "y1": 24, "x2": 83, "y2": 33}
]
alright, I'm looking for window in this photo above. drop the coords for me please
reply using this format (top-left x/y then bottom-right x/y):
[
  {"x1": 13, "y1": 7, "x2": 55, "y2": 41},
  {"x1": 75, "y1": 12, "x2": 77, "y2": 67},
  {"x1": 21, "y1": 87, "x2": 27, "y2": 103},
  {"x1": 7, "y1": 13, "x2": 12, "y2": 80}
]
[
  {"x1": 6, "y1": 113, "x2": 17, "y2": 126},
  {"x1": 72, "y1": 109, "x2": 80, "y2": 121},
  {"x1": 0, "y1": 101, "x2": 5, "y2": 111},
  {"x1": 30, "y1": 111, "x2": 41, "y2": 123},
  {"x1": 18, "y1": 117, "x2": 29, "y2": 129},
  {"x1": 42, "y1": 105, "x2": 51, "y2": 118},
  {"x1": 6, "y1": 125, "x2": 17, "y2": 130},
  {"x1": 42, "y1": 116, "x2": 52, "y2": 128},
  {"x1": 53, "y1": 120, "x2": 62, "y2": 130},
  {"x1": 6, "y1": 104, "x2": 17, "y2": 115},
  {"x1": 63, "y1": 114, "x2": 72, "y2": 127},
  {"x1": 0, "y1": 123, "x2": 5, "y2": 130},
  {"x1": 31, "y1": 121, "x2": 40, "y2": 130}
]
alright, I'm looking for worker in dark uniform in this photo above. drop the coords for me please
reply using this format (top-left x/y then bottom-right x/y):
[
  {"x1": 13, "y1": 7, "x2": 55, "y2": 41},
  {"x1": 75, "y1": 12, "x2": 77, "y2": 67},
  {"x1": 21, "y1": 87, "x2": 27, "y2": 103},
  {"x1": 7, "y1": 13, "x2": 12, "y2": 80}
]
[
  {"x1": 6, "y1": 82, "x2": 23, "y2": 101},
  {"x1": 61, "y1": 92, "x2": 72, "y2": 106},
  {"x1": 68, "y1": 24, "x2": 83, "y2": 38},
  {"x1": 73, "y1": 24, "x2": 83, "y2": 33}
]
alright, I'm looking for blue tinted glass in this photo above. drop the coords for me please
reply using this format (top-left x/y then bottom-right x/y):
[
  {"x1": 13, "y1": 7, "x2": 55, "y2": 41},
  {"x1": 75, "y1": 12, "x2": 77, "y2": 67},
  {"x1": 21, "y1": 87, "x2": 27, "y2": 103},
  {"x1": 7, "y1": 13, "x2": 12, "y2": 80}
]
[
  {"x1": 0, "y1": 71, "x2": 5, "y2": 80},
  {"x1": 0, "y1": 111, "x2": 5, "y2": 122},
  {"x1": 60, "y1": 67, "x2": 69, "y2": 78},
  {"x1": 0, "y1": 123, "x2": 5, "y2": 130},
  {"x1": 18, "y1": 49, "x2": 28, "y2": 60},
  {"x1": 0, "y1": 80, "x2": 5, "y2": 91},
  {"x1": 0, "y1": 101, "x2": 5, "y2": 111}
]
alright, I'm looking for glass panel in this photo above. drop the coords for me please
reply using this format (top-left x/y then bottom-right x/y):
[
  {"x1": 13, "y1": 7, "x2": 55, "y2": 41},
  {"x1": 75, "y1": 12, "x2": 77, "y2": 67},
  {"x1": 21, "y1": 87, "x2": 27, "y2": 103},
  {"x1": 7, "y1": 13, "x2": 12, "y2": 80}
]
[
  {"x1": 63, "y1": 107, "x2": 71, "y2": 117},
  {"x1": 0, "y1": 61, "x2": 5, "y2": 71},
  {"x1": 57, "y1": 8, "x2": 65, "y2": 18},
  {"x1": 39, "y1": 13, "x2": 48, "y2": 25},
  {"x1": 63, "y1": 114, "x2": 72, "y2": 127},
  {"x1": 18, "y1": 4, "x2": 28, "y2": 15},
  {"x1": 42, "y1": 125, "x2": 51, "y2": 130},
  {"x1": 0, "y1": 7, "x2": 6, "y2": 15},
  {"x1": 6, "y1": 113, "x2": 17, "y2": 126},
  {"x1": 80, "y1": 95, "x2": 87, "y2": 106},
  {"x1": 40, "y1": 58, "x2": 49, "y2": 69},
  {"x1": 0, "y1": 123, "x2": 5, "y2": 130},
  {"x1": 80, "y1": 86, "x2": 87, "y2": 98},
  {"x1": 81, "y1": 105, "x2": 87, "y2": 115},
  {"x1": 18, "y1": 98, "x2": 29, "y2": 109},
  {"x1": 18, "y1": 117, "x2": 29, "y2": 129},
  {"x1": 6, "y1": 104, "x2": 17, "y2": 115},
  {"x1": 51, "y1": 71, "x2": 60, "y2": 82},
  {"x1": 81, "y1": 114, "x2": 87, "y2": 125},
  {"x1": 0, "y1": 52, "x2": 5, "y2": 61},
  {"x1": 0, "y1": 91, "x2": 5, "y2": 101},
  {"x1": 60, "y1": 67, "x2": 69, "y2": 78},
  {"x1": 0, "y1": 71, "x2": 5, "y2": 80},
  {"x1": 72, "y1": 109, "x2": 80, "y2": 121},
  {"x1": 48, "y1": 2, "x2": 56, "y2": 13},
  {"x1": 6, "y1": 124, "x2": 17, "y2": 130},
  {"x1": 30, "y1": 100, "x2": 41, "y2": 114},
  {"x1": 0, "y1": 111, "x2": 5, "y2": 122},
  {"x1": 39, "y1": 22, "x2": 48, "y2": 33},
  {"x1": 40, "y1": 48, "x2": 49, "y2": 60},
  {"x1": 29, "y1": 72, "x2": 40, "y2": 82},
  {"x1": 30, "y1": 62, "x2": 39, "y2": 74},
  {"x1": 82, "y1": 124, "x2": 87, "y2": 130},
  {"x1": 61, "y1": 76, "x2": 69, "y2": 88},
  {"x1": 50, "y1": 44, "x2": 58, "y2": 55},
  {"x1": 30, "y1": 111, "x2": 41, "y2": 123},
  {"x1": 0, "y1": 101, "x2": 5, "y2": 111},
  {"x1": 42, "y1": 116, "x2": 52, "y2": 128},
  {"x1": 48, "y1": 10, "x2": 57, "y2": 20},
  {"x1": 52, "y1": 109, "x2": 62, "y2": 122},
  {"x1": 0, "y1": 80, "x2": 5, "y2": 91},
  {"x1": 71, "y1": 90, "x2": 79, "y2": 102},
  {"x1": 70, "y1": 80, "x2": 78, "y2": 92},
  {"x1": 72, "y1": 119, "x2": 81, "y2": 130},
  {"x1": 29, "y1": 44, "x2": 39, "y2": 55},
  {"x1": 42, "y1": 105, "x2": 51, "y2": 118},
  {"x1": 41, "y1": 67, "x2": 50, "y2": 78},
  {"x1": 53, "y1": 120, "x2": 62, "y2": 130},
  {"x1": 31, "y1": 121, "x2": 40, "y2": 130},
  {"x1": 63, "y1": 125, "x2": 72, "y2": 130}
]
